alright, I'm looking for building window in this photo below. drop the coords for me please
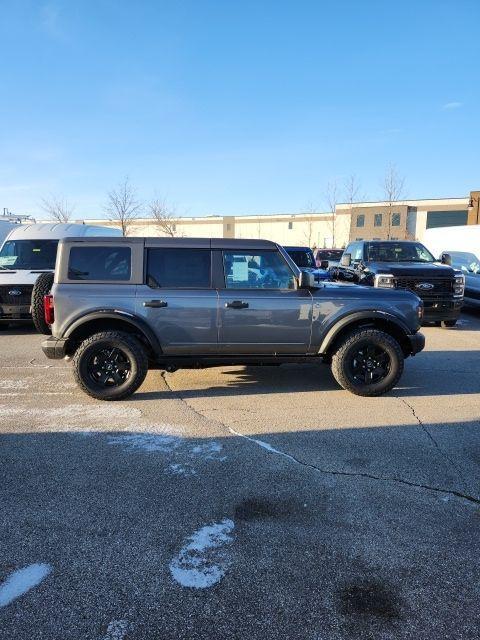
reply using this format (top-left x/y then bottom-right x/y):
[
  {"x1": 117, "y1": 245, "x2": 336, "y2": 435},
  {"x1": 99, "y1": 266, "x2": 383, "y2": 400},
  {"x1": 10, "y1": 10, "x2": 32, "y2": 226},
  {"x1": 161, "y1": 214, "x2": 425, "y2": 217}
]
[
  {"x1": 374, "y1": 213, "x2": 383, "y2": 227},
  {"x1": 426, "y1": 210, "x2": 468, "y2": 229},
  {"x1": 172, "y1": 224, "x2": 176, "y2": 232},
  {"x1": 226, "y1": 223, "x2": 231, "y2": 231},
  {"x1": 355, "y1": 237, "x2": 363, "y2": 241},
  {"x1": 288, "y1": 221, "x2": 293, "y2": 229},
  {"x1": 356, "y1": 214, "x2": 365, "y2": 228},
  {"x1": 392, "y1": 213, "x2": 401, "y2": 227}
]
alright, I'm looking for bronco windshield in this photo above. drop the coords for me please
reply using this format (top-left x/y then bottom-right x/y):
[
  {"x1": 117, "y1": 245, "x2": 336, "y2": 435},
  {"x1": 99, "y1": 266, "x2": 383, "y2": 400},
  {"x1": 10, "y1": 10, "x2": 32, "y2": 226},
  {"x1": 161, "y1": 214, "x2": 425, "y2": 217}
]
[
  {"x1": 367, "y1": 242, "x2": 435, "y2": 263},
  {"x1": 0, "y1": 239, "x2": 59, "y2": 270}
]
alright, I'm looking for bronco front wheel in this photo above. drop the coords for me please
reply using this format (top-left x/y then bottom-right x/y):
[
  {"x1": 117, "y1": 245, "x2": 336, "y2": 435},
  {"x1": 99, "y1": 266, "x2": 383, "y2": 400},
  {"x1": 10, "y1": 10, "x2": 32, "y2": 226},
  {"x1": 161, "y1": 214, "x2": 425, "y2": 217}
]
[
  {"x1": 73, "y1": 331, "x2": 148, "y2": 400},
  {"x1": 331, "y1": 328, "x2": 404, "y2": 397}
]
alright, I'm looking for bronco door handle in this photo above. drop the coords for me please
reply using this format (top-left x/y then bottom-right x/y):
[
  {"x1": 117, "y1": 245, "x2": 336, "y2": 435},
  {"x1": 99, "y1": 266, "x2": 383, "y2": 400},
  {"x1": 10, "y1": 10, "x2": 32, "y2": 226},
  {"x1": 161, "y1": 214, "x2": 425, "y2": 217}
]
[
  {"x1": 225, "y1": 300, "x2": 249, "y2": 309},
  {"x1": 143, "y1": 300, "x2": 168, "y2": 308}
]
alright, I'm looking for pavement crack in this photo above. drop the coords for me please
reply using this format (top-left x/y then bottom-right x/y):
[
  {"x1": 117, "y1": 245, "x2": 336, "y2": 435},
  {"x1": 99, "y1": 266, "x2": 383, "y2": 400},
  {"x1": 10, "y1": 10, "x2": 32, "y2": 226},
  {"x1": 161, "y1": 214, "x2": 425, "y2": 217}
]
[
  {"x1": 398, "y1": 397, "x2": 468, "y2": 491},
  {"x1": 159, "y1": 372, "x2": 480, "y2": 507}
]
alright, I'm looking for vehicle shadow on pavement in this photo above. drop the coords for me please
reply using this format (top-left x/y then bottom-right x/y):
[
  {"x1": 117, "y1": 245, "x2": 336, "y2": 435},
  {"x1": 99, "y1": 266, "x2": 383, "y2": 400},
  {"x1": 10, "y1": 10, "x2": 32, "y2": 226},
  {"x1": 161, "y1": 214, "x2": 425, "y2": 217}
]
[
  {"x1": 0, "y1": 421, "x2": 479, "y2": 639},
  {"x1": 131, "y1": 348, "x2": 480, "y2": 402}
]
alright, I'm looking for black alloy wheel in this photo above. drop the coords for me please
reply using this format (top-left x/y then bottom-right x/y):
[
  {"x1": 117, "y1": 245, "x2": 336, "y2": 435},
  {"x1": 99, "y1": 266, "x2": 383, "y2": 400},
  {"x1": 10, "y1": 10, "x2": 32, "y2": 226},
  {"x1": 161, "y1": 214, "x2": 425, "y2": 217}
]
[
  {"x1": 87, "y1": 346, "x2": 132, "y2": 388},
  {"x1": 347, "y1": 343, "x2": 391, "y2": 385}
]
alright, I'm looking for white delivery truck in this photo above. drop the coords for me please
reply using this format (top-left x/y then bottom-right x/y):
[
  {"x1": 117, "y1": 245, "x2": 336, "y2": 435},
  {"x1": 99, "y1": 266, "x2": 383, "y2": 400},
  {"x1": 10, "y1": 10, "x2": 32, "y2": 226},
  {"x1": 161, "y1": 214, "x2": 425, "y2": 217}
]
[
  {"x1": 424, "y1": 225, "x2": 480, "y2": 308},
  {"x1": 0, "y1": 222, "x2": 122, "y2": 331}
]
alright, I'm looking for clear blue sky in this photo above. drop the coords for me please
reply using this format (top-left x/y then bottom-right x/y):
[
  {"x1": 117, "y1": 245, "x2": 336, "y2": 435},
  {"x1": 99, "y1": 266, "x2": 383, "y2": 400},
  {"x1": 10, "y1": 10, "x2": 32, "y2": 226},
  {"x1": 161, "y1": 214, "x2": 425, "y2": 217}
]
[{"x1": 1, "y1": 0, "x2": 479, "y2": 219}]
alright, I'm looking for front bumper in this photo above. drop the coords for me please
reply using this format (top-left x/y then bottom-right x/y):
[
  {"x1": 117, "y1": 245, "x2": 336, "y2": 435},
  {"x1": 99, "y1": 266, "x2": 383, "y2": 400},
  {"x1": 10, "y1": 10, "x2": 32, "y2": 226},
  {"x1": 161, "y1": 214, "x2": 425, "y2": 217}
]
[
  {"x1": 407, "y1": 332, "x2": 425, "y2": 356},
  {"x1": 0, "y1": 303, "x2": 32, "y2": 322},
  {"x1": 422, "y1": 299, "x2": 462, "y2": 323},
  {"x1": 42, "y1": 336, "x2": 70, "y2": 359}
]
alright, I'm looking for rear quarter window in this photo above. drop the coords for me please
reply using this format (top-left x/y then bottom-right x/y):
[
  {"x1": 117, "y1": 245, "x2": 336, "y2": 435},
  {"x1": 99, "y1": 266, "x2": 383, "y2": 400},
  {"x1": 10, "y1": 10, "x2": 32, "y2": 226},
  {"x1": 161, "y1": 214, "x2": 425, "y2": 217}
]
[{"x1": 68, "y1": 246, "x2": 131, "y2": 281}]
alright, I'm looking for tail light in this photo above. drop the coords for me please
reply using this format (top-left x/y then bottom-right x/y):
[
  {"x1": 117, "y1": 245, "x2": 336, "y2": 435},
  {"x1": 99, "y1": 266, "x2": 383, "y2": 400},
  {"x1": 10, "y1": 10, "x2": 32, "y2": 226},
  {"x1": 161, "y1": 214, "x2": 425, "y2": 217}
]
[{"x1": 44, "y1": 294, "x2": 54, "y2": 325}]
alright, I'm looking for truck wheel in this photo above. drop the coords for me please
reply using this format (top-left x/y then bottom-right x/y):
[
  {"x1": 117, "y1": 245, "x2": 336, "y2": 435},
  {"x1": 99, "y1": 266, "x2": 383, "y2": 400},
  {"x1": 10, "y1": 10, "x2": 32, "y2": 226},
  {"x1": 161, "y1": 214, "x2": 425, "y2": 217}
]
[
  {"x1": 441, "y1": 319, "x2": 457, "y2": 328},
  {"x1": 73, "y1": 331, "x2": 148, "y2": 401},
  {"x1": 31, "y1": 272, "x2": 54, "y2": 335},
  {"x1": 331, "y1": 328, "x2": 404, "y2": 397}
]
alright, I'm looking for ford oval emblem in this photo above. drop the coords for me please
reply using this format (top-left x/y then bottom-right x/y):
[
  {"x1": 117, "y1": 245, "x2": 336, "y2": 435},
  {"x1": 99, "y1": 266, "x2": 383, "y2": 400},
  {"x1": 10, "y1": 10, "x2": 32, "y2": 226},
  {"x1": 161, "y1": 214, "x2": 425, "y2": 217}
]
[
  {"x1": 8, "y1": 289, "x2": 22, "y2": 296},
  {"x1": 416, "y1": 282, "x2": 434, "y2": 291}
]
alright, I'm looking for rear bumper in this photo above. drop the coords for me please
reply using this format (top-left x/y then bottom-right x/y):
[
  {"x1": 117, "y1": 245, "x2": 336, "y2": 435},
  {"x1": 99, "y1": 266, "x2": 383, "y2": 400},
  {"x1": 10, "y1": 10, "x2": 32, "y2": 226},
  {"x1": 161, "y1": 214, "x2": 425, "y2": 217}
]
[
  {"x1": 42, "y1": 336, "x2": 70, "y2": 359},
  {"x1": 407, "y1": 332, "x2": 425, "y2": 356}
]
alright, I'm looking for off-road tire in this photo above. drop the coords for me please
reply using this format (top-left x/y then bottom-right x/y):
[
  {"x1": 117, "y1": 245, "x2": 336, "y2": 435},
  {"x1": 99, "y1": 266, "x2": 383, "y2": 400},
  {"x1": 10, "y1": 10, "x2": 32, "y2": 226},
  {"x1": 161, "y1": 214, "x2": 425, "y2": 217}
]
[
  {"x1": 441, "y1": 319, "x2": 457, "y2": 328},
  {"x1": 331, "y1": 328, "x2": 404, "y2": 397},
  {"x1": 31, "y1": 272, "x2": 54, "y2": 334},
  {"x1": 73, "y1": 331, "x2": 148, "y2": 401}
]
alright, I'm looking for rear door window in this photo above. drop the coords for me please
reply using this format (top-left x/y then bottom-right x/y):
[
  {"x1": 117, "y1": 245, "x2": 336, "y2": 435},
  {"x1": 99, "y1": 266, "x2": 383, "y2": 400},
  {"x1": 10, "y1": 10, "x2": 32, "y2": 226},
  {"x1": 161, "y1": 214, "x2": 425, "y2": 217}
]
[
  {"x1": 68, "y1": 246, "x2": 131, "y2": 280},
  {"x1": 146, "y1": 248, "x2": 211, "y2": 288}
]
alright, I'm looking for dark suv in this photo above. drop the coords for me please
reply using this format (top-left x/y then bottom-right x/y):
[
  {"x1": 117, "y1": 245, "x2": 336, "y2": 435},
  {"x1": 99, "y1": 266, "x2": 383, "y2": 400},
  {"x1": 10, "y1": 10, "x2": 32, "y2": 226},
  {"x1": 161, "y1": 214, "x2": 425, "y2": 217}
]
[
  {"x1": 332, "y1": 240, "x2": 465, "y2": 327},
  {"x1": 41, "y1": 237, "x2": 425, "y2": 400}
]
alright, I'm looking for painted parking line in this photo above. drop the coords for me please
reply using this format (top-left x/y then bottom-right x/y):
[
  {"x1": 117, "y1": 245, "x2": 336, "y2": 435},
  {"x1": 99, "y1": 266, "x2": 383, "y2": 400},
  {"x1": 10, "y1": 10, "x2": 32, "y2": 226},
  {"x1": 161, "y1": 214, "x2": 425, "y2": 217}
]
[{"x1": 0, "y1": 563, "x2": 52, "y2": 608}]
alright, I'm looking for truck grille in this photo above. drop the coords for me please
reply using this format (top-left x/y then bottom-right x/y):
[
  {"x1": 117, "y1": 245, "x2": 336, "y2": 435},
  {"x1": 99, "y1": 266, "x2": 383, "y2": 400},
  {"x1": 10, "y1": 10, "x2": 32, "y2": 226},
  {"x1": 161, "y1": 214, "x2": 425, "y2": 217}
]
[
  {"x1": 394, "y1": 277, "x2": 453, "y2": 298},
  {"x1": 0, "y1": 285, "x2": 33, "y2": 305}
]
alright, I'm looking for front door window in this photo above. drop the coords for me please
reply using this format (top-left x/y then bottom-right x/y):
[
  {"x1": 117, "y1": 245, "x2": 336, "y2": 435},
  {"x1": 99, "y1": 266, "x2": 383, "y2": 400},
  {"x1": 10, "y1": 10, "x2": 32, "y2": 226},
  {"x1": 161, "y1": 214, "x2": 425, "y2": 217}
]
[{"x1": 223, "y1": 250, "x2": 296, "y2": 290}]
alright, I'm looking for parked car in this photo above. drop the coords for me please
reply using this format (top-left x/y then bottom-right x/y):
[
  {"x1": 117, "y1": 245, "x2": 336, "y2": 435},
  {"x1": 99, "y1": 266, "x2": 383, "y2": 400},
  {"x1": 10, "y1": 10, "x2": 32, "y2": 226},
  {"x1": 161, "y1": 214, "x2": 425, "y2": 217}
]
[
  {"x1": 331, "y1": 240, "x2": 464, "y2": 327},
  {"x1": 283, "y1": 246, "x2": 330, "y2": 281},
  {"x1": 313, "y1": 248, "x2": 344, "y2": 269},
  {"x1": 42, "y1": 237, "x2": 425, "y2": 400},
  {"x1": 424, "y1": 225, "x2": 480, "y2": 309},
  {"x1": 0, "y1": 223, "x2": 121, "y2": 332}
]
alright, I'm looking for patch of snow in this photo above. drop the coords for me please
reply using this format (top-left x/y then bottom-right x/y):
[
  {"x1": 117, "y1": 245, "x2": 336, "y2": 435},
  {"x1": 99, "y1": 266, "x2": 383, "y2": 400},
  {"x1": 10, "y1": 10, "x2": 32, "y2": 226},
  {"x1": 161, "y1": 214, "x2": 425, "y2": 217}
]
[
  {"x1": 107, "y1": 433, "x2": 181, "y2": 453},
  {"x1": 190, "y1": 441, "x2": 225, "y2": 460},
  {"x1": 170, "y1": 519, "x2": 235, "y2": 588},
  {"x1": 0, "y1": 563, "x2": 52, "y2": 608},
  {"x1": 102, "y1": 619, "x2": 130, "y2": 640},
  {"x1": 0, "y1": 379, "x2": 29, "y2": 390},
  {"x1": 167, "y1": 463, "x2": 196, "y2": 476}
]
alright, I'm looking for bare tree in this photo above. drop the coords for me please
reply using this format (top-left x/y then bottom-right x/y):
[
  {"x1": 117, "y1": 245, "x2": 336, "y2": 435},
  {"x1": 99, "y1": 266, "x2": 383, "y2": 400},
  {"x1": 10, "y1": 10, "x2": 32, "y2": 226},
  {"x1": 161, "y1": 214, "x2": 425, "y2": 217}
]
[
  {"x1": 150, "y1": 198, "x2": 179, "y2": 237},
  {"x1": 324, "y1": 181, "x2": 338, "y2": 248},
  {"x1": 382, "y1": 164, "x2": 406, "y2": 240},
  {"x1": 104, "y1": 177, "x2": 142, "y2": 236},
  {"x1": 302, "y1": 202, "x2": 317, "y2": 247},
  {"x1": 40, "y1": 195, "x2": 75, "y2": 223}
]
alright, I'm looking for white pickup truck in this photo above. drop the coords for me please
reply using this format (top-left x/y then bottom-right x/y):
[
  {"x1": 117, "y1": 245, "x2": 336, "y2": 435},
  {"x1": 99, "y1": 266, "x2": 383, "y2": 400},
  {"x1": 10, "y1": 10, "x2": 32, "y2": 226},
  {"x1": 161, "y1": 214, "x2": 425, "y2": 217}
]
[{"x1": 0, "y1": 223, "x2": 121, "y2": 330}]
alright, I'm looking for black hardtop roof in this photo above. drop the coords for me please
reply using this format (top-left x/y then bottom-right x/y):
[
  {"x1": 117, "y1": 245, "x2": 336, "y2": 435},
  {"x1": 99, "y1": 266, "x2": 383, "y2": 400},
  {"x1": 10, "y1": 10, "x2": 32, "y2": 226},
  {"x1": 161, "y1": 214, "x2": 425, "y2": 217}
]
[{"x1": 59, "y1": 236, "x2": 279, "y2": 250}]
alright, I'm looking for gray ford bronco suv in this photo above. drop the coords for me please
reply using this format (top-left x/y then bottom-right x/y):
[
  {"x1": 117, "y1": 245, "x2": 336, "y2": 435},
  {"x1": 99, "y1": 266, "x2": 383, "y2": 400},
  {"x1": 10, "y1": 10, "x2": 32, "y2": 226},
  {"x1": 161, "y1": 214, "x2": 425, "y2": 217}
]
[{"x1": 41, "y1": 237, "x2": 425, "y2": 400}]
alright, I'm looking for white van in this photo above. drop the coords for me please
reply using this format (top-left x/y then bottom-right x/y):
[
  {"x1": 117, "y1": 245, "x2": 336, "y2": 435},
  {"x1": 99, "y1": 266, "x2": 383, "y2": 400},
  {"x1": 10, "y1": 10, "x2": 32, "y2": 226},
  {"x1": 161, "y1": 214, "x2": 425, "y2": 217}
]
[
  {"x1": 424, "y1": 225, "x2": 480, "y2": 308},
  {"x1": 0, "y1": 223, "x2": 121, "y2": 327}
]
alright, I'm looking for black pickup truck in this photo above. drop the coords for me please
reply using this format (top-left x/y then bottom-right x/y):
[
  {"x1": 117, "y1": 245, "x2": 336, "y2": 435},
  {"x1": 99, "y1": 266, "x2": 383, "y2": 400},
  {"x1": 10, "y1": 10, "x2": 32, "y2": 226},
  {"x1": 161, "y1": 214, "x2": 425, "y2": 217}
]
[{"x1": 331, "y1": 240, "x2": 465, "y2": 327}]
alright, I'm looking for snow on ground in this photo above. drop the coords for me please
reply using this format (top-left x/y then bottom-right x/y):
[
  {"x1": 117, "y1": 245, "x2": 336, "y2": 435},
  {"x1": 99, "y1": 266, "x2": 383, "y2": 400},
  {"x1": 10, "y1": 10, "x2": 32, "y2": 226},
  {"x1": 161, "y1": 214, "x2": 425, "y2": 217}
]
[
  {"x1": 169, "y1": 519, "x2": 235, "y2": 588},
  {"x1": 101, "y1": 619, "x2": 130, "y2": 640},
  {"x1": 0, "y1": 563, "x2": 52, "y2": 608}
]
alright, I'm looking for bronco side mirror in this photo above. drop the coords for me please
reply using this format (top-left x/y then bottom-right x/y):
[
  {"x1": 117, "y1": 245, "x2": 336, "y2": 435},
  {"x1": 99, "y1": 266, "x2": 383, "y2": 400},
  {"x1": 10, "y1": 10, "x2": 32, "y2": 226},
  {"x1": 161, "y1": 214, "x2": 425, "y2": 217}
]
[
  {"x1": 340, "y1": 253, "x2": 351, "y2": 267},
  {"x1": 298, "y1": 271, "x2": 315, "y2": 289},
  {"x1": 441, "y1": 253, "x2": 452, "y2": 266}
]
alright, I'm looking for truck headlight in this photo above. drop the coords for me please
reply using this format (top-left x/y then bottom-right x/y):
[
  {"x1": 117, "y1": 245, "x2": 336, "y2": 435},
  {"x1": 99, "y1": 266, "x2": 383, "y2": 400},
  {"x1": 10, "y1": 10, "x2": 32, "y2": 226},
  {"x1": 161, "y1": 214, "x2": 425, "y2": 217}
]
[
  {"x1": 374, "y1": 274, "x2": 395, "y2": 289},
  {"x1": 417, "y1": 303, "x2": 424, "y2": 320},
  {"x1": 453, "y1": 274, "x2": 465, "y2": 298}
]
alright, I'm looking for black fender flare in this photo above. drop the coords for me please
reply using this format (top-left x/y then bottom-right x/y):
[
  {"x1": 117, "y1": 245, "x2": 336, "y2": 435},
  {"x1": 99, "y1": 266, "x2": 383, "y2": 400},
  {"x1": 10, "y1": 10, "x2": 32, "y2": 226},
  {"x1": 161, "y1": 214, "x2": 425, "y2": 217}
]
[
  {"x1": 63, "y1": 309, "x2": 163, "y2": 355},
  {"x1": 318, "y1": 310, "x2": 412, "y2": 354}
]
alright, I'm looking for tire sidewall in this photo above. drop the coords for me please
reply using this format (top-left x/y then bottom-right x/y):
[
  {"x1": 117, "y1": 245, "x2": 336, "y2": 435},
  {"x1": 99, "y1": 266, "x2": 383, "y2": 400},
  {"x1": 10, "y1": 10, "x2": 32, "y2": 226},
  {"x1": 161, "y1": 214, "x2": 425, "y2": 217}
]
[
  {"x1": 31, "y1": 272, "x2": 54, "y2": 335},
  {"x1": 76, "y1": 336, "x2": 142, "y2": 400},
  {"x1": 340, "y1": 333, "x2": 402, "y2": 395}
]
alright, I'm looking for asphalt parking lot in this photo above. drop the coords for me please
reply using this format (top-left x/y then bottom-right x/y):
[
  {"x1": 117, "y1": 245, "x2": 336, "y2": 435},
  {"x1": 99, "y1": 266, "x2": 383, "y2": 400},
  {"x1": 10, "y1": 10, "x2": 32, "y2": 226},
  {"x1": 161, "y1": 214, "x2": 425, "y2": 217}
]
[{"x1": 1, "y1": 313, "x2": 480, "y2": 639}]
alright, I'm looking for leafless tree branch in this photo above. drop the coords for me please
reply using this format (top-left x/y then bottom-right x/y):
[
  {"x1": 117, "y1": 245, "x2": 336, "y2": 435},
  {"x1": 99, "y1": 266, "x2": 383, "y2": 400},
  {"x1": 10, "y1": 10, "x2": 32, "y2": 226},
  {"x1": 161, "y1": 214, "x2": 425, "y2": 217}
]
[
  {"x1": 104, "y1": 177, "x2": 142, "y2": 236},
  {"x1": 382, "y1": 164, "x2": 406, "y2": 239},
  {"x1": 40, "y1": 195, "x2": 75, "y2": 223},
  {"x1": 149, "y1": 198, "x2": 180, "y2": 237}
]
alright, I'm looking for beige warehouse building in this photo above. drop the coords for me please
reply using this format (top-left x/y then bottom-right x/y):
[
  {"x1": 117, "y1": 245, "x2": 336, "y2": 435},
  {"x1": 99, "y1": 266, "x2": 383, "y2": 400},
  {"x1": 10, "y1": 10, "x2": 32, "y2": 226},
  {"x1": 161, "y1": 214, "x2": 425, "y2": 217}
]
[{"x1": 89, "y1": 190, "x2": 479, "y2": 247}]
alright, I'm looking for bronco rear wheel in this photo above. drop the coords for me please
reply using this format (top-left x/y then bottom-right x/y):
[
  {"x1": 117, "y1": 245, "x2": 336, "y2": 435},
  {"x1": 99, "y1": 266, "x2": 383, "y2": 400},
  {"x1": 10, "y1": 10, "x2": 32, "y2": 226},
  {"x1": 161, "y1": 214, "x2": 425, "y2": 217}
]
[
  {"x1": 73, "y1": 330, "x2": 148, "y2": 400},
  {"x1": 331, "y1": 328, "x2": 404, "y2": 396}
]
